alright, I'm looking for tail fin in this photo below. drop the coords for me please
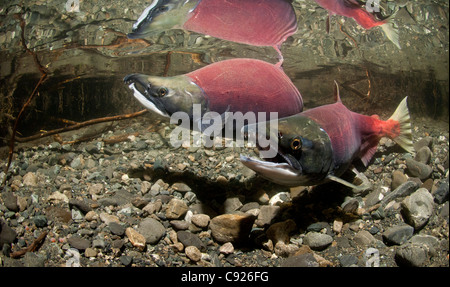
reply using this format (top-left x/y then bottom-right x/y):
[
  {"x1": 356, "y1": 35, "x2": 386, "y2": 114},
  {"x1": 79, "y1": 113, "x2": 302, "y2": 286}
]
[
  {"x1": 389, "y1": 97, "x2": 414, "y2": 153},
  {"x1": 381, "y1": 9, "x2": 401, "y2": 49}
]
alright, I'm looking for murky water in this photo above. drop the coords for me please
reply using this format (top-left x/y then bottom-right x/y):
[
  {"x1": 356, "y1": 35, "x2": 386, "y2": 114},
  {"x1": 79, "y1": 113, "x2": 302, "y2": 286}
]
[{"x1": 0, "y1": 0, "x2": 448, "y2": 145}]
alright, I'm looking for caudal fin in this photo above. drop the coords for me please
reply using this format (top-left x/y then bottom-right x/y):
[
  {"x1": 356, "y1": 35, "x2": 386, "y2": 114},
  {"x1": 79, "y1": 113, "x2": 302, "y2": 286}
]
[
  {"x1": 380, "y1": 9, "x2": 401, "y2": 49},
  {"x1": 389, "y1": 97, "x2": 414, "y2": 153}
]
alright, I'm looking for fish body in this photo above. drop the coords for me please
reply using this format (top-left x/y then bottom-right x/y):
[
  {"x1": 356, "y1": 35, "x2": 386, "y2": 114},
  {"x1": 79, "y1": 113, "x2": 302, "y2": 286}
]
[
  {"x1": 240, "y1": 83, "x2": 413, "y2": 187},
  {"x1": 314, "y1": 0, "x2": 384, "y2": 29},
  {"x1": 124, "y1": 58, "x2": 303, "y2": 128},
  {"x1": 313, "y1": 0, "x2": 400, "y2": 48},
  {"x1": 128, "y1": 0, "x2": 298, "y2": 60}
]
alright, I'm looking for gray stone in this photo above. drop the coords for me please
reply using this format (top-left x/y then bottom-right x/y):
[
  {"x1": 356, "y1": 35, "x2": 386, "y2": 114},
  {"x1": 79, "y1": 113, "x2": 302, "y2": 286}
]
[
  {"x1": 255, "y1": 205, "x2": 280, "y2": 227},
  {"x1": 119, "y1": 255, "x2": 133, "y2": 266},
  {"x1": 433, "y1": 178, "x2": 449, "y2": 204},
  {"x1": 365, "y1": 189, "x2": 384, "y2": 207},
  {"x1": 382, "y1": 225, "x2": 414, "y2": 245},
  {"x1": 401, "y1": 188, "x2": 434, "y2": 230},
  {"x1": 413, "y1": 137, "x2": 433, "y2": 152},
  {"x1": 415, "y1": 146, "x2": 432, "y2": 164},
  {"x1": 303, "y1": 232, "x2": 333, "y2": 251},
  {"x1": 177, "y1": 230, "x2": 206, "y2": 251},
  {"x1": 405, "y1": 158, "x2": 432, "y2": 180},
  {"x1": 395, "y1": 243, "x2": 429, "y2": 267},
  {"x1": 223, "y1": 197, "x2": 243, "y2": 213},
  {"x1": 33, "y1": 215, "x2": 48, "y2": 227},
  {"x1": 67, "y1": 235, "x2": 90, "y2": 250},
  {"x1": 354, "y1": 230, "x2": 377, "y2": 247},
  {"x1": 170, "y1": 220, "x2": 190, "y2": 230},
  {"x1": 0, "y1": 220, "x2": 17, "y2": 246},
  {"x1": 137, "y1": 218, "x2": 166, "y2": 244},
  {"x1": 281, "y1": 253, "x2": 319, "y2": 267},
  {"x1": 108, "y1": 222, "x2": 125, "y2": 236},
  {"x1": 23, "y1": 252, "x2": 45, "y2": 267},
  {"x1": 3, "y1": 192, "x2": 19, "y2": 212},
  {"x1": 339, "y1": 255, "x2": 359, "y2": 267},
  {"x1": 391, "y1": 170, "x2": 408, "y2": 190},
  {"x1": 209, "y1": 213, "x2": 256, "y2": 244},
  {"x1": 381, "y1": 181, "x2": 419, "y2": 207}
]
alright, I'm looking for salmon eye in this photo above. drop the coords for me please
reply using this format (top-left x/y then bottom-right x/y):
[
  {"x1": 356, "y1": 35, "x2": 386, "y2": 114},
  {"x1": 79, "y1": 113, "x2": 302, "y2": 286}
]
[
  {"x1": 290, "y1": 138, "x2": 302, "y2": 151},
  {"x1": 158, "y1": 87, "x2": 168, "y2": 97}
]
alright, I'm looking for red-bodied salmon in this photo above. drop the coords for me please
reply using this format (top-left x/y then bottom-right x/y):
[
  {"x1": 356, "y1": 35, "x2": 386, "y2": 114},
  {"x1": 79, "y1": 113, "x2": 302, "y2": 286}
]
[
  {"x1": 128, "y1": 0, "x2": 298, "y2": 65},
  {"x1": 124, "y1": 58, "x2": 303, "y2": 131},
  {"x1": 313, "y1": 0, "x2": 400, "y2": 49},
  {"x1": 240, "y1": 82, "x2": 413, "y2": 188}
]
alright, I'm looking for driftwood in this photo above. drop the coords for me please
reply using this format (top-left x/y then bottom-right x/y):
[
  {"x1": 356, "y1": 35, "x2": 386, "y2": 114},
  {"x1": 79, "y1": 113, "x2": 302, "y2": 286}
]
[
  {"x1": 10, "y1": 231, "x2": 48, "y2": 259},
  {"x1": 15, "y1": 109, "x2": 148, "y2": 143}
]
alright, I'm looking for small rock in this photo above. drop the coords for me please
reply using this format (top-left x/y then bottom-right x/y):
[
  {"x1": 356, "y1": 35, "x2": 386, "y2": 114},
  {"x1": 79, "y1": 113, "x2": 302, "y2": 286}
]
[
  {"x1": 255, "y1": 205, "x2": 280, "y2": 227},
  {"x1": 332, "y1": 219, "x2": 344, "y2": 234},
  {"x1": 401, "y1": 188, "x2": 434, "y2": 230},
  {"x1": 85, "y1": 248, "x2": 97, "y2": 258},
  {"x1": 395, "y1": 243, "x2": 430, "y2": 267},
  {"x1": 108, "y1": 222, "x2": 125, "y2": 236},
  {"x1": 391, "y1": 170, "x2": 408, "y2": 190},
  {"x1": 0, "y1": 220, "x2": 17, "y2": 246},
  {"x1": 67, "y1": 235, "x2": 90, "y2": 250},
  {"x1": 166, "y1": 198, "x2": 189, "y2": 220},
  {"x1": 303, "y1": 232, "x2": 333, "y2": 251},
  {"x1": 170, "y1": 220, "x2": 190, "y2": 230},
  {"x1": 119, "y1": 255, "x2": 133, "y2": 267},
  {"x1": 223, "y1": 197, "x2": 243, "y2": 213},
  {"x1": 381, "y1": 181, "x2": 419, "y2": 207},
  {"x1": 415, "y1": 146, "x2": 432, "y2": 164},
  {"x1": 99, "y1": 212, "x2": 120, "y2": 224},
  {"x1": 131, "y1": 197, "x2": 149, "y2": 209},
  {"x1": 33, "y1": 215, "x2": 47, "y2": 227},
  {"x1": 281, "y1": 253, "x2": 319, "y2": 267},
  {"x1": 23, "y1": 172, "x2": 38, "y2": 186},
  {"x1": 413, "y1": 137, "x2": 432, "y2": 152},
  {"x1": 339, "y1": 255, "x2": 359, "y2": 267},
  {"x1": 354, "y1": 230, "x2": 377, "y2": 247},
  {"x1": 433, "y1": 178, "x2": 449, "y2": 204},
  {"x1": 3, "y1": 192, "x2": 19, "y2": 212},
  {"x1": 23, "y1": 252, "x2": 45, "y2": 267},
  {"x1": 177, "y1": 230, "x2": 206, "y2": 251},
  {"x1": 69, "y1": 199, "x2": 92, "y2": 214},
  {"x1": 219, "y1": 242, "x2": 234, "y2": 255},
  {"x1": 142, "y1": 201, "x2": 162, "y2": 215},
  {"x1": 405, "y1": 158, "x2": 432, "y2": 180},
  {"x1": 266, "y1": 219, "x2": 297, "y2": 244},
  {"x1": 191, "y1": 214, "x2": 210, "y2": 229},
  {"x1": 85, "y1": 211, "x2": 98, "y2": 222},
  {"x1": 137, "y1": 218, "x2": 166, "y2": 244},
  {"x1": 171, "y1": 182, "x2": 191, "y2": 193},
  {"x1": 48, "y1": 191, "x2": 69, "y2": 203},
  {"x1": 185, "y1": 246, "x2": 202, "y2": 262},
  {"x1": 125, "y1": 227, "x2": 146, "y2": 251},
  {"x1": 382, "y1": 225, "x2": 414, "y2": 245},
  {"x1": 209, "y1": 213, "x2": 256, "y2": 244}
]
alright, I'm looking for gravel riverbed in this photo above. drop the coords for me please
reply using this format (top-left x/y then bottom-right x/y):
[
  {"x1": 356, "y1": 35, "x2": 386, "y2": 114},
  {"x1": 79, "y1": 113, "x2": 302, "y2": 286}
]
[{"x1": 0, "y1": 115, "x2": 448, "y2": 268}]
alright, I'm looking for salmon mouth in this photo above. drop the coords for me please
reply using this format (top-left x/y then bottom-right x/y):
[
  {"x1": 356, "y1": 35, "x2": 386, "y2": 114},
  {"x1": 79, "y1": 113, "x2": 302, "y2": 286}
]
[{"x1": 124, "y1": 74, "x2": 169, "y2": 117}]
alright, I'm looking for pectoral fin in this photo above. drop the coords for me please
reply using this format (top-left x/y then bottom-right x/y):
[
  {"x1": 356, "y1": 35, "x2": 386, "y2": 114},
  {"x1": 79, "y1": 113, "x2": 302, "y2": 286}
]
[{"x1": 326, "y1": 167, "x2": 372, "y2": 194}]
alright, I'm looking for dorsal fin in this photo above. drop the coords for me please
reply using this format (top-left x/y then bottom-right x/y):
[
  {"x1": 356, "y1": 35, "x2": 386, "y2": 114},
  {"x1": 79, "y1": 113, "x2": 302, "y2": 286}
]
[{"x1": 333, "y1": 81, "x2": 342, "y2": 103}]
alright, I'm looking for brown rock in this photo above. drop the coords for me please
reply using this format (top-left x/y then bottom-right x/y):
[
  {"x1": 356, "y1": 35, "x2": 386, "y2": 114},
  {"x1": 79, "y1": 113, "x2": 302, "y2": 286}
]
[{"x1": 209, "y1": 213, "x2": 255, "y2": 244}]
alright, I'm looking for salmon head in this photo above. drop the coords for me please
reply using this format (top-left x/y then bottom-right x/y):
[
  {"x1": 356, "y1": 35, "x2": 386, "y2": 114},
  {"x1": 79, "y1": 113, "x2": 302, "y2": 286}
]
[
  {"x1": 124, "y1": 73, "x2": 207, "y2": 118},
  {"x1": 240, "y1": 114, "x2": 335, "y2": 187},
  {"x1": 128, "y1": 0, "x2": 199, "y2": 39}
]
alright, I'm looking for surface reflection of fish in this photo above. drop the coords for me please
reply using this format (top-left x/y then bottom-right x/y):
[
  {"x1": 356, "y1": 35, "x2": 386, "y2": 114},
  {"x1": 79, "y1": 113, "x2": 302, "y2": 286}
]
[
  {"x1": 124, "y1": 58, "x2": 303, "y2": 130},
  {"x1": 240, "y1": 83, "x2": 413, "y2": 188},
  {"x1": 314, "y1": 0, "x2": 400, "y2": 49},
  {"x1": 128, "y1": 0, "x2": 298, "y2": 64}
]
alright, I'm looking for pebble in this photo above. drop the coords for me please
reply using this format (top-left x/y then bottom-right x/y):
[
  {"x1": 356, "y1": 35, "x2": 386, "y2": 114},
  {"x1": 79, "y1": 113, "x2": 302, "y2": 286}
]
[
  {"x1": 3, "y1": 192, "x2": 19, "y2": 212},
  {"x1": 382, "y1": 225, "x2": 414, "y2": 245},
  {"x1": 255, "y1": 205, "x2": 280, "y2": 227},
  {"x1": 137, "y1": 218, "x2": 166, "y2": 244},
  {"x1": 171, "y1": 182, "x2": 191, "y2": 193},
  {"x1": 395, "y1": 243, "x2": 430, "y2": 267},
  {"x1": 209, "y1": 214, "x2": 256, "y2": 244},
  {"x1": 339, "y1": 255, "x2": 359, "y2": 267},
  {"x1": 165, "y1": 198, "x2": 189, "y2": 220},
  {"x1": 85, "y1": 247, "x2": 98, "y2": 258},
  {"x1": 381, "y1": 181, "x2": 419, "y2": 207},
  {"x1": 266, "y1": 219, "x2": 297, "y2": 244},
  {"x1": 177, "y1": 231, "x2": 206, "y2": 251},
  {"x1": 191, "y1": 214, "x2": 210, "y2": 229},
  {"x1": 219, "y1": 242, "x2": 234, "y2": 254},
  {"x1": 0, "y1": 220, "x2": 17, "y2": 246},
  {"x1": 185, "y1": 246, "x2": 202, "y2": 262},
  {"x1": 67, "y1": 235, "x2": 91, "y2": 250},
  {"x1": 433, "y1": 178, "x2": 449, "y2": 204},
  {"x1": 223, "y1": 197, "x2": 243, "y2": 213},
  {"x1": 415, "y1": 146, "x2": 432, "y2": 164},
  {"x1": 353, "y1": 230, "x2": 377, "y2": 247},
  {"x1": 303, "y1": 232, "x2": 333, "y2": 251},
  {"x1": 401, "y1": 188, "x2": 434, "y2": 230},
  {"x1": 391, "y1": 170, "x2": 408, "y2": 190},
  {"x1": 33, "y1": 215, "x2": 48, "y2": 227},
  {"x1": 22, "y1": 172, "x2": 38, "y2": 186},
  {"x1": 281, "y1": 253, "x2": 319, "y2": 267},
  {"x1": 125, "y1": 227, "x2": 146, "y2": 251},
  {"x1": 405, "y1": 158, "x2": 432, "y2": 180},
  {"x1": 108, "y1": 222, "x2": 125, "y2": 236}
]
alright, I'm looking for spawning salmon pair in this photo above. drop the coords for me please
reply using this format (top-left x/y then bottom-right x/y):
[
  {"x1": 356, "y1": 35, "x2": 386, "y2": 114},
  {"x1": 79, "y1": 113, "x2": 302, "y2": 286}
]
[{"x1": 124, "y1": 0, "x2": 412, "y2": 189}]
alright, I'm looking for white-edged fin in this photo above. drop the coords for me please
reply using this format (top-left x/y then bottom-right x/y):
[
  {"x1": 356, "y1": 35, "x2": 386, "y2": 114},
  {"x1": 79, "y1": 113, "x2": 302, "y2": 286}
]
[
  {"x1": 333, "y1": 81, "x2": 342, "y2": 102},
  {"x1": 128, "y1": 83, "x2": 169, "y2": 118},
  {"x1": 327, "y1": 167, "x2": 373, "y2": 193},
  {"x1": 326, "y1": 175, "x2": 361, "y2": 190},
  {"x1": 389, "y1": 97, "x2": 414, "y2": 153},
  {"x1": 380, "y1": 8, "x2": 401, "y2": 49}
]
